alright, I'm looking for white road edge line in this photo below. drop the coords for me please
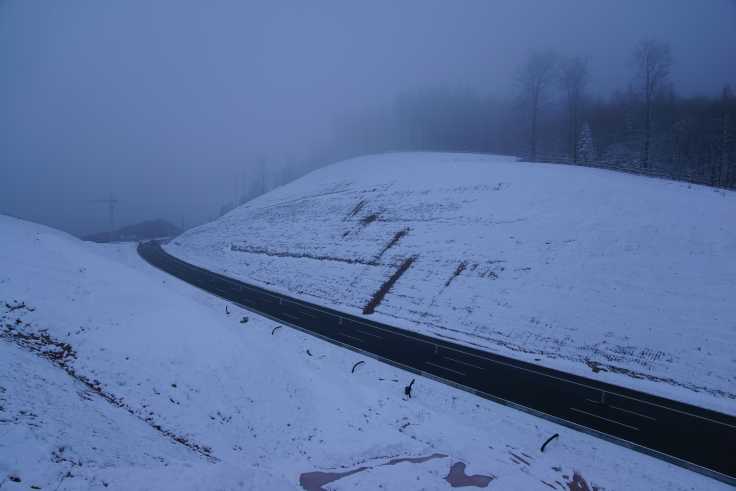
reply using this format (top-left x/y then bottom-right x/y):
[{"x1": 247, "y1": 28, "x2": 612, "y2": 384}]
[
  {"x1": 155, "y1": 248, "x2": 736, "y2": 431},
  {"x1": 140, "y1": 250, "x2": 736, "y2": 486},
  {"x1": 426, "y1": 361, "x2": 466, "y2": 377},
  {"x1": 337, "y1": 332, "x2": 366, "y2": 344},
  {"x1": 570, "y1": 407, "x2": 640, "y2": 431},
  {"x1": 442, "y1": 355, "x2": 485, "y2": 370},
  {"x1": 299, "y1": 307, "x2": 736, "y2": 429},
  {"x1": 610, "y1": 405, "x2": 658, "y2": 422},
  {"x1": 299, "y1": 309, "x2": 318, "y2": 319},
  {"x1": 355, "y1": 329, "x2": 383, "y2": 339},
  {"x1": 238, "y1": 293, "x2": 736, "y2": 485}
]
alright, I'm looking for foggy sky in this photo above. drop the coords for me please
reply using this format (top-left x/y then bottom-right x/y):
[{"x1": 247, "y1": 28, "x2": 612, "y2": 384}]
[{"x1": 2, "y1": 0, "x2": 735, "y2": 236}]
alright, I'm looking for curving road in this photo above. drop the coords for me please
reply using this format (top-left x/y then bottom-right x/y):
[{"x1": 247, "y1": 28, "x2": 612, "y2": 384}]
[{"x1": 138, "y1": 241, "x2": 736, "y2": 485}]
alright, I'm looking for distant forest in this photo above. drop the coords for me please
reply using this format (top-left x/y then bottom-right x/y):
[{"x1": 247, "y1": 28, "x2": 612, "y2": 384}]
[
  {"x1": 225, "y1": 39, "x2": 734, "y2": 217},
  {"x1": 330, "y1": 39, "x2": 736, "y2": 190}
]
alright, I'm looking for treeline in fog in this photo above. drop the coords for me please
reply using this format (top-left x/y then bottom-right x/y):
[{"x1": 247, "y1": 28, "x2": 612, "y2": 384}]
[
  {"x1": 219, "y1": 38, "x2": 734, "y2": 220},
  {"x1": 331, "y1": 39, "x2": 736, "y2": 189}
]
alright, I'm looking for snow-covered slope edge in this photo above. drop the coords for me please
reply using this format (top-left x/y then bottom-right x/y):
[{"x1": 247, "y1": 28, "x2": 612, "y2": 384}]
[
  {"x1": 167, "y1": 152, "x2": 736, "y2": 415},
  {"x1": 0, "y1": 215, "x2": 728, "y2": 489}
]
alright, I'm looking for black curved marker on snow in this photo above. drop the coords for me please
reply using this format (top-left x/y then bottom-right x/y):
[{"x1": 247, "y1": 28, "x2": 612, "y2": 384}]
[
  {"x1": 138, "y1": 241, "x2": 736, "y2": 486},
  {"x1": 404, "y1": 379, "x2": 416, "y2": 399},
  {"x1": 351, "y1": 361, "x2": 365, "y2": 373},
  {"x1": 540, "y1": 433, "x2": 559, "y2": 453}
]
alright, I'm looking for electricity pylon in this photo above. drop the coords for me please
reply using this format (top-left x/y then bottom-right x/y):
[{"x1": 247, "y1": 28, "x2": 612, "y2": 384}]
[{"x1": 90, "y1": 194, "x2": 119, "y2": 242}]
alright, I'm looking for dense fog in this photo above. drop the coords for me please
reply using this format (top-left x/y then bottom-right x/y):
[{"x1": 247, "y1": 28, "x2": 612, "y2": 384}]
[{"x1": 1, "y1": 0, "x2": 735, "y2": 236}]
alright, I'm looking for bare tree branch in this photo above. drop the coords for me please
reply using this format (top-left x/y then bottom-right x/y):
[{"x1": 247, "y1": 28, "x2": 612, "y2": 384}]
[{"x1": 516, "y1": 51, "x2": 559, "y2": 162}]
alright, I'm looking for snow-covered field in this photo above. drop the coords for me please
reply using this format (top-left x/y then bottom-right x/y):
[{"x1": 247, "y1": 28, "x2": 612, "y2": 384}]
[
  {"x1": 167, "y1": 153, "x2": 736, "y2": 416},
  {"x1": 1, "y1": 214, "x2": 730, "y2": 489}
]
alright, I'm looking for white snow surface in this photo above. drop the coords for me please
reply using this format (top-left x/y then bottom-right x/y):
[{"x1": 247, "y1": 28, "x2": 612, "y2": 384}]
[
  {"x1": 167, "y1": 153, "x2": 736, "y2": 415},
  {"x1": 0, "y1": 212, "x2": 730, "y2": 489}
]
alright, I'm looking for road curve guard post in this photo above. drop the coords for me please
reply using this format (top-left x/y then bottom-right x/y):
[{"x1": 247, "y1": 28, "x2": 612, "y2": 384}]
[
  {"x1": 404, "y1": 379, "x2": 416, "y2": 399},
  {"x1": 540, "y1": 433, "x2": 559, "y2": 453}
]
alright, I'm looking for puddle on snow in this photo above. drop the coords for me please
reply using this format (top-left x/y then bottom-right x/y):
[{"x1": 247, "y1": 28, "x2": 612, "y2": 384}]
[
  {"x1": 444, "y1": 462, "x2": 495, "y2": 488},
  {"x1": 384, "y1": 452, "x2": 447, "y2": 466},
  {"x1": 299, "y1": 467, "x2": 369, "y2": 491},
  {"x1": 299, "y1": 453, "x2": 447, "y2": 491}
]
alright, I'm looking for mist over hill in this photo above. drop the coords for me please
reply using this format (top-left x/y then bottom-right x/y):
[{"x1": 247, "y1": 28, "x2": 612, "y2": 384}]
[{"x1": 83, "y1": 219, "x2": 181, "y2": 243}]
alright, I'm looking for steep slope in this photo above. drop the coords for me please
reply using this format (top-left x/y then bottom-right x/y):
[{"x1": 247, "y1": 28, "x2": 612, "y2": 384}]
[
  {"x1": 1, "y1": 214, "x2": 728, "y2": 489},
  {"x1": 168, "y1": 153, "x2": 736, "y2": 414}
]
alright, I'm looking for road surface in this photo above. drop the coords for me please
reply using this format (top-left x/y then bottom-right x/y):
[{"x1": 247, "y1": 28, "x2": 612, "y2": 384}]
[{"x1": 138, "y1": 240, "x2": 736, "y2": 485}]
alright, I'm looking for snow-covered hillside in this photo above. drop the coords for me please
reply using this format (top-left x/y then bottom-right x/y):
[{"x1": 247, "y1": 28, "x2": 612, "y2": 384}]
[
  {"x1": 1, "y1": 215, "x2": 729, "y2": 489},
  {"x1": 168, "y1": 153, "x2": 736, "y2": 415}
]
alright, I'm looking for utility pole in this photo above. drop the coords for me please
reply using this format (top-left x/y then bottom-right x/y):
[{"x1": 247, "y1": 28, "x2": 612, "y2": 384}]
[{"x1": 90, "y1": 194, "x2": 119, "y2": 242}]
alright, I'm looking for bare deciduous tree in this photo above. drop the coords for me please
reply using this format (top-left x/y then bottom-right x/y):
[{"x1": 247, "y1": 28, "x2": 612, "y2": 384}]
[
  {"x1": 560, "y1": 57, "x2": 590, "y2": 163},
  {"x1": 720, "y1": 85, "x2": 734, "y2": 186},
  {"x1": 516, "y1": 51, "x2": 558, "y2": 162},
  {"x1": 632, "y1": 39, "x2": 672, "y2": 169}
]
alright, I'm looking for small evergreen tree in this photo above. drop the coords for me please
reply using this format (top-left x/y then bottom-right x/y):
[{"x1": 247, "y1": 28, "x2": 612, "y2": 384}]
[{"x1": 577, "y1": 123, "x2": 595, "y2": 164}]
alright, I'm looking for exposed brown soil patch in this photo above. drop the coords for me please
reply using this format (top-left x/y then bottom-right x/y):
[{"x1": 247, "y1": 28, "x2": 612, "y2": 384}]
[
  {"x1": 509, "y1": 451, "x2": 530, "y2": 466},
  {"x1": 299, "y1": 467, "x2": 369, "y2": 491},
  {"x1": 231, "y1": 244, "x2": 375, "y2": 266},
  {"x1": 360, "y1": 212, "x2": 380, "y2": 226},
  {"x1": 299, "y1": 453, "x2": 447, "y2": 491},
  {"x1": 363, "y1": 256, "x2": 416, "y2": 315},
  {"x1": 1, "y1": 303, "x2": 216, "y2": 461},
  {"x1": 567, "y1": 471, "x2": 601, "y2": 491},
  {"x1": 384, "y1": 452, "x2": 446, "y2": 466},
  {"x1": 445, "y1": 261, "x2": 467, "y2": 287},
  {"x1": 375, "y1": 228, "x2": 410, "y2": 259},
  {"x1": 347, "y1": 199, "x2": 367, "y2": 219},
  {"x1": 444, "y1": 462, "x2": 494, "y2": 488}
]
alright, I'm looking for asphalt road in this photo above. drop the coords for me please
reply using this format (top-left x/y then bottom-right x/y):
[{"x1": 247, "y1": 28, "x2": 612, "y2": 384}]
[{"x1": 138, "y1": 240, "x2": 736, "y2": 485}]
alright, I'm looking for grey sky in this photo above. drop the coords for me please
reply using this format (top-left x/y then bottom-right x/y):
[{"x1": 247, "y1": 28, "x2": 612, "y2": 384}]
[{"x1": 1, "y1": 0, "x2": 735, "y2": 235}]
